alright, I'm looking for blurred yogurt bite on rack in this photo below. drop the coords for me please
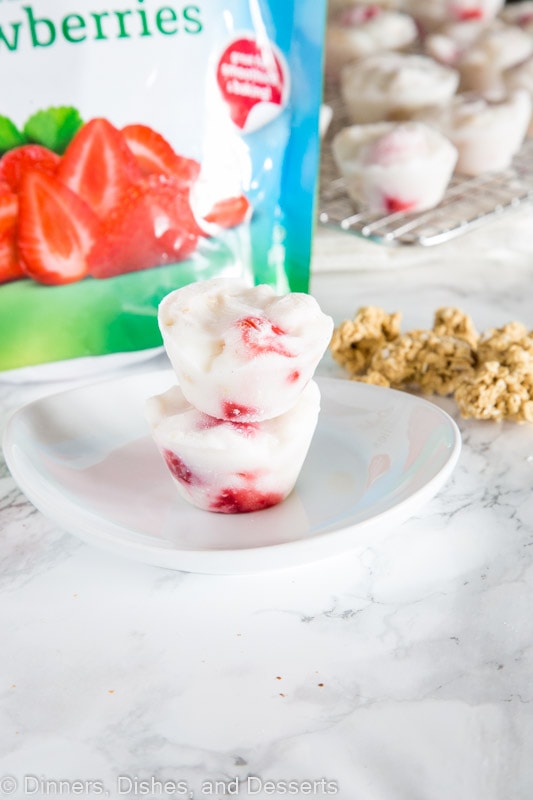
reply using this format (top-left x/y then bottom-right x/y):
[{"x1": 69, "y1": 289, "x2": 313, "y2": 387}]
[
  {"x1": 499, "y1": 0, "x2": 533, "y2": 30},
  {"x1": 505, "y1": 56, "x2": 533, "y2": 135},
  {"x1": 146, "y1": 278, "x2": 334, "y2": 514},
  {"x1": 414, "y1": 89, "x2": 532, "y2": 175},
  {"x1": 457, "y1": 22, "x2": 533, "y2": 93},
  {"x1": 332, "y1": 120, "x2": 458, "y2": 213},
  {"x1": 424, "y1": 19, "x2": 490, "y2": 65},
  {"x1": 403, "y1": 0, "x2": 504, "y2": 32},
  {"x1": 325, "y1": 4, "x2": 418, "y2": 80},
  {"x1": 340, "y1": 52, "x2": 459, "y2": 124}
]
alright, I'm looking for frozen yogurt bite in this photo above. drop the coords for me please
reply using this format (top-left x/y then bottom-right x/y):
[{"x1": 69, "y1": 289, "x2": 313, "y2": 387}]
[
  {"x1": 325, "y1": 5, "x2": 418, "y2": 80},
  {"x1": 146, "y1": 380, "x2": 320, "y2": 514},
  {"x1": 416, "y1": 90, "x2": 532, "y2": 174},
  {"x1": 457, "y1": 23, "x2": 533, "y2": 93},
  {"x1": 340, "y1": 52, "x2": 460, "y2": 123},
  {"x1": 332, "y1": 120, "x2": 458, "y2": 213},
  {"x1": 157, "y1": 277, "x2": 333, "y2": 422},
  {"x1": 504, "y1": 56, "x2": 533, "y2": 135},
  {"x1": 404, "y1": 0, "x2": 504, "y2": 32},
  {"x1": 147, "y1": 277, "x2": 333, "y2": 514},
  {"x1": 424, "y1": 19, "x2": 488, "y2": 66},
  {"x1": 327, "y1": 0, "x2": 405, "y2": 14},
  {"x1": 500, "y1": 0, "x2": 533, "y2": 33}
]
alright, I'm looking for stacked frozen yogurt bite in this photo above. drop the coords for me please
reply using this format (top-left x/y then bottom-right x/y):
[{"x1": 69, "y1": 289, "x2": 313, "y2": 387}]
[{"x1": 146, "y1": 277, "x2": 334, "y2": 514}]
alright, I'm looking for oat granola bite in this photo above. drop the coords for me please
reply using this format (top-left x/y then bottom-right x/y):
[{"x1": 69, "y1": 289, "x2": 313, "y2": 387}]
[
  {"x1": 455, "y1": 362, "x2": 533, "y2": 422},
  {"x1": 330, "y1": 305, "x2": 402, "y2": 374},
  {"x1": 330, "y1": 305, "x2": 533, "y2": 423},
  {"x1": 366, "y1": 329, "x2": 476, "y2": 394},
  {"x1": 476, "y1": 321, "x2": 533, "y2": 364},
  {"x1": 432, "y1": 306, "x2": 480, "y2": 348}
]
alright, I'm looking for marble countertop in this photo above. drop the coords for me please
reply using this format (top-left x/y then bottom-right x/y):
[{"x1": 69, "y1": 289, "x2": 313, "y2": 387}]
[{"x1": 1, "y1": 209, "x2": 533, "y2": 800}]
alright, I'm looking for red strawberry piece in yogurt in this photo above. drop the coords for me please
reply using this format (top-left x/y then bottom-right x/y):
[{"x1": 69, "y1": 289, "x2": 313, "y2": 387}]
[
  {"x1": 211, "y1": 485, "x2": 284, "y2": 514},
  {"x1": 163, "y1": 450, "x2": 202, "y2": 486},
  {"x1": 196, "y1": 413, "x2": 259, "y2": 437},
  {"x1": 449, "y1": 2, "x2": 484, "y2": 20},
  {"x1": 221, "y1": 400, "x2": 260, "y2": 421},
  {"x1": 383, "y1": 195, "x2": 416, "y2": 213},
  {"x1": 237, "y1": 315, "x2": 294, "y2": 357}
]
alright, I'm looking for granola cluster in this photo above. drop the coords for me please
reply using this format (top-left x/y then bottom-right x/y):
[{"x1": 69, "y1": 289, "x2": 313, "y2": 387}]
[{"x1": 330, "y1": 306, "x2": 533, "y2": 422}]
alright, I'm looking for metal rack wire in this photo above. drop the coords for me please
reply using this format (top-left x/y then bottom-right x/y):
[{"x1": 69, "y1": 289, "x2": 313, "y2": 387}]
[{"x1": 318, "y1": 89, "x2": 533, "y2": 247}]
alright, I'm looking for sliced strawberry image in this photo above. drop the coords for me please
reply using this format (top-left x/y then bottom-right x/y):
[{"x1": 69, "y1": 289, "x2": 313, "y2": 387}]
[
  {"x1": 0, "y1": 234, "x2": 24, "y2": 285},
  {"x1": 0, "y1": 189, "x2": 18, "y2": 235},
  {"x1": 58, "y1": 117, "x2": 142, "y2": 219},
  {"x1": 17, "y1": 170, "x2": 100, "y2": 285},
  {"x1": 122, "y1": 124, "x2": 200, "y2": 187},
  {"x1": 0, "y1": 190, "x2": 24, "y2": 284},
  {"x1": 88, "y1": 174, "x2": 202, "y2": 279},
  {"x1": 0, "y1": 144, "x2": 61, "y2": 193},
  {"x1": 203, "y1": 194, "x2": 251, "y2": 228}
]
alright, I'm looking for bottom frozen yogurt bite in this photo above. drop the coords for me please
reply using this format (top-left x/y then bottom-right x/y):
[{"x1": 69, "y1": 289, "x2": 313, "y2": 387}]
[
  {"x1": 146, "y1": 380, "x2": 320, "y2": 514},
  {"x1": 332, "y1": 120, "x2": 458, "y2": 213}
]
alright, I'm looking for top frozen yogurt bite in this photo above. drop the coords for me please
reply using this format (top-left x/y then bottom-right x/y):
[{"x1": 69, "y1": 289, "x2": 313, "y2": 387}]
[{"x1": 158, "y1": 277, "x2": 334, "y2": 422}]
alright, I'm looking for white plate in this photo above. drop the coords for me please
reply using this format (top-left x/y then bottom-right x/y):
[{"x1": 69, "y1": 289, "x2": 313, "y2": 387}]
[{"x1": 2, "y1": 370, "x2": 461, "y2": 574}]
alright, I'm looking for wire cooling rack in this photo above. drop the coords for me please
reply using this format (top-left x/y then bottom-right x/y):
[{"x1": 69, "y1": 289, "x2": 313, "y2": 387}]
[{"x1": 318, "y1": 89, "x2": 533, "y2": 247}]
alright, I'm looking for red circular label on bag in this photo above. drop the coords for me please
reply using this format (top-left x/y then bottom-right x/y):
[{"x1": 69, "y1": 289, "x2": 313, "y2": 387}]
[{"x1": 216, "y1": 35, "x2": 289, "y2": 132}]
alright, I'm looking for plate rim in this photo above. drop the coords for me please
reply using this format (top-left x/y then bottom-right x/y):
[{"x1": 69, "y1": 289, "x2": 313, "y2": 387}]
[{"x1": 2, "y1": 370, "x2": 462, "y2": 574}]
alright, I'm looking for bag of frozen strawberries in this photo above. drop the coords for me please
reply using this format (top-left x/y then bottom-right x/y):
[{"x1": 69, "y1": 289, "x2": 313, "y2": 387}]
[{"x1": 0, "y1": 0, "x2": 327, "y2": 374}]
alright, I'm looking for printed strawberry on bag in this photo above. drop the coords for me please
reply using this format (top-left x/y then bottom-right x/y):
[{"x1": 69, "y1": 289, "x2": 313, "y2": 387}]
[
  {"x1": 0, "y1": 188, "x2": 22, "y2": 284},
  {"x1": 0, "y1": 115, "x2": 251, "y2": 287},
  {"x1": 0, "y1": 1, "x2": 326, "y2": 373},
  {"x1": 121, "y1": 124, "x2": 200, "y2": 186},
  {"x1": 18, "y1": 169, "x2": 100, "y2": 285}
]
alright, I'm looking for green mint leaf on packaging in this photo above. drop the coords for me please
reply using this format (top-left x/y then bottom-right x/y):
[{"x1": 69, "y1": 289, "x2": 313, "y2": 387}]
[
  {"x1": 23, "y1": 107, "x2": 84, "y2": 154},
  {"x1": 0, "y1": 116, "x2": 26, "y2": 154}
]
